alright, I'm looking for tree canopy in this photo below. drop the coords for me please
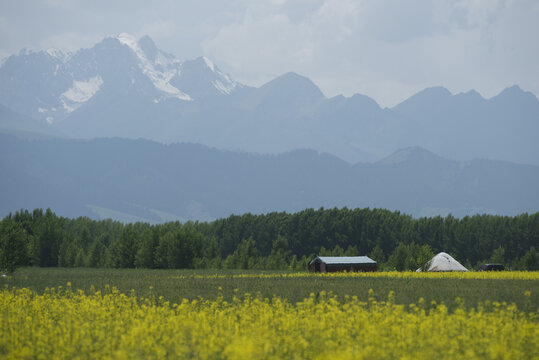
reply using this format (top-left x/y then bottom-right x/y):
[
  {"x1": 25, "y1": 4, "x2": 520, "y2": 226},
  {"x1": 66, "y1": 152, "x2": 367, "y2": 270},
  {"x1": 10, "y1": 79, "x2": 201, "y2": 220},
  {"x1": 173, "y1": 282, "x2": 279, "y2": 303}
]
[{"x1": 1, "y1": 207, "x2": 538, "y2": 272}]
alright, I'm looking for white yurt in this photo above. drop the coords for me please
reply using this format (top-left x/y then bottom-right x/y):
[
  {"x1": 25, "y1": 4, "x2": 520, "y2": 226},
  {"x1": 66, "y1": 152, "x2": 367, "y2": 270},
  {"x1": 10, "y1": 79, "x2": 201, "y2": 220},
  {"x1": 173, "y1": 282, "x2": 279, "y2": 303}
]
[{"x1": 416, "y1": 252, "x2": 468, "y2": 272}]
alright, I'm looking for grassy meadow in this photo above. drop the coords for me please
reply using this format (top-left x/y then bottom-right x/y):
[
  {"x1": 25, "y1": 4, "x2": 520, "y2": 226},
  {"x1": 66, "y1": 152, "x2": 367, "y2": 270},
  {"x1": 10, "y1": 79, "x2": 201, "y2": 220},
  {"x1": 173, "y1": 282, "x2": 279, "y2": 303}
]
[{"x1": 2, "y1": 267, "x2": 538, "y2": 311}]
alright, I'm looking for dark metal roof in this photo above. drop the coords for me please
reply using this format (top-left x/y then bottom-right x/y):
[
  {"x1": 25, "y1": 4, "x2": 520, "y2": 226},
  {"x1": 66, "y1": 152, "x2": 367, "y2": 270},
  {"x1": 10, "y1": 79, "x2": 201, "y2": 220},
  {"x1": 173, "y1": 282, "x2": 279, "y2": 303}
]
[{"x1": 309, "y1": 256, "x2": 376, "y2": 266}]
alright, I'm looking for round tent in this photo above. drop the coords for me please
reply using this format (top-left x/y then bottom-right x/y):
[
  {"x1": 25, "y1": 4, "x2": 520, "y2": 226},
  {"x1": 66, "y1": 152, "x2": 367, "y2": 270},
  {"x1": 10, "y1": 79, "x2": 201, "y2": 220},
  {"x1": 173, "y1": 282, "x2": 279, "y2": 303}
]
[{"x1": 416, "y1": 252, "x2": 468, "y2": 272}]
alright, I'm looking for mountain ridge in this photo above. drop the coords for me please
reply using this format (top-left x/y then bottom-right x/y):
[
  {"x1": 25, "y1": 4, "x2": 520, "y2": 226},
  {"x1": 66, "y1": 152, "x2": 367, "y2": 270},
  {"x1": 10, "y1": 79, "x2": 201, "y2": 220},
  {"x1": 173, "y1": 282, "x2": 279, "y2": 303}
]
[
  {"x1": 1, "y1": 134, "x2": 538, "y2": 222},
  {"x1": 1, "y1": 34, "x2": 538, "y2": 166}
]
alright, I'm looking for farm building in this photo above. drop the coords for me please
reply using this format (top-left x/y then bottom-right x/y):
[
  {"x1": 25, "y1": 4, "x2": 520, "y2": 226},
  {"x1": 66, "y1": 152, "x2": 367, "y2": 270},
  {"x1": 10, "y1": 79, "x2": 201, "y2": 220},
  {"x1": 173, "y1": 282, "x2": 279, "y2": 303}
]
[{"x1": 308, "y1": 256, "x2": 377, "y2": 273}]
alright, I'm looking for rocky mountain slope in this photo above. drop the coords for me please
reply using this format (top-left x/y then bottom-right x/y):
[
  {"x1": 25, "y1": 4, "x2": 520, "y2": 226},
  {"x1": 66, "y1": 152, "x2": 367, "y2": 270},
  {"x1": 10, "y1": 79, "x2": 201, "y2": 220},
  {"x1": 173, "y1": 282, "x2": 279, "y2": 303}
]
[{"x1": 1, "y1": 34, "x2": 538, "y2": 165}]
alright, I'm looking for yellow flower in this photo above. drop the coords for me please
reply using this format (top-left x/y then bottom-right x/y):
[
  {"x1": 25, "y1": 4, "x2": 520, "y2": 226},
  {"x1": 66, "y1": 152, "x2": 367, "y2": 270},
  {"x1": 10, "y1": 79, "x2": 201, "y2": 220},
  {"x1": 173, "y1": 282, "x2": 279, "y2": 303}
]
[{"x1": 0, "y1": 284, "x2": 537, "y2": 359}]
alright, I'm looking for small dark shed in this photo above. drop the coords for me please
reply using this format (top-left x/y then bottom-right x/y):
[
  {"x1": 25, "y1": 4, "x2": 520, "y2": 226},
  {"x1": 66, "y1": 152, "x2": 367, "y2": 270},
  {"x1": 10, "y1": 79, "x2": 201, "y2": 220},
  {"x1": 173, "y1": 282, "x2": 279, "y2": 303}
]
[{"x1": 308, "y1": 256, "x2": 377, "y2": 273}]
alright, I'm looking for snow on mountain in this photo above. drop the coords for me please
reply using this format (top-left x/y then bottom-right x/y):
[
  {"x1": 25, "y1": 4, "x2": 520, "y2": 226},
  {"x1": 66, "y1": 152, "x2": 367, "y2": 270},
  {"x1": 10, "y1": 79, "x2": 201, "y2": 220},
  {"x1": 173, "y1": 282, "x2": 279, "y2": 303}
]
[
  {"x1": 1, "y1": 34, "x2": 538, "y2": 166},
  {"x1": 112, "y1": 34, "x2": 238, "y2": 101},
  {"x1": 171, "y1": 56, "x2": 241, "y2": 99},
  {"x1": 202, "y1": 56, "x2": 215, "y2": 72},
  {"x1": 61, "y1": 76, "x2": 104, "y2": 113},
  {"x1": 213, "y1": 79, "x2": 235, "y2": 95},
  {"x1": 0, "y1": 33, "x2": 243, "y2": 124},
  {"x1": 45, "y1": 48, "x2": 71, "y2": 63},
  {"x1": 199, "y1": 56, "x2": 238, "y2": 94},
  {"x1": 116, "y1": 33, "x2": 191, "y2": 102}
]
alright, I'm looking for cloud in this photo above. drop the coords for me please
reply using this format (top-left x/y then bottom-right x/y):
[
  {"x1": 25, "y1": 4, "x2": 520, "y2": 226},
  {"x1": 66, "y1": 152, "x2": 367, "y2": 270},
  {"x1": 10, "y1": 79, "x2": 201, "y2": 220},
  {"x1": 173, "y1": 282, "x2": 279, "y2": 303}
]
[
  {"x1": 203, "y1": 0, "x2": 363, "y2": 85},
  {"x1": 39, "y1": 32, "x2": 102, "y2": 53},
  {"x1": 0, "y1": 0, "x2": 538, "y2": 106},
  {"x1": 138, "y1": 20, "x2": 178, "y2": 40},
  {"x1": 202, "y1": 0, "x2": 539, "y2": 106},
  {"x1": 45, "y1": 0, "x2": 74, "y2": 9}
]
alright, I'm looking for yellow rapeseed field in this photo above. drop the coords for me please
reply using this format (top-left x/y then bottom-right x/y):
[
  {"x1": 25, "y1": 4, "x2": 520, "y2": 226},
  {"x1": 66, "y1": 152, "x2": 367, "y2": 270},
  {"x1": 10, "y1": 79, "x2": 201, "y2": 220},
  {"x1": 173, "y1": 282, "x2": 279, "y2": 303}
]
[
  {"x1": 1, "y1": 280, "x2": 537, "y2": 359},
  {"x1": 172, "y1": 270, "x2": 539, "y2": 280}
]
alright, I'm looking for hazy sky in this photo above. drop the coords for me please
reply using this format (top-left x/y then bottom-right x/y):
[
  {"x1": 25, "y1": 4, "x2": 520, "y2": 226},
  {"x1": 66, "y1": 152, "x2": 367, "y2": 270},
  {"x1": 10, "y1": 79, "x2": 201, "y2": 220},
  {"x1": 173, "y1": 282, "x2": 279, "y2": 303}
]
[{"x1": 1, "y1": 0, "x2": 538, "y2": 107}]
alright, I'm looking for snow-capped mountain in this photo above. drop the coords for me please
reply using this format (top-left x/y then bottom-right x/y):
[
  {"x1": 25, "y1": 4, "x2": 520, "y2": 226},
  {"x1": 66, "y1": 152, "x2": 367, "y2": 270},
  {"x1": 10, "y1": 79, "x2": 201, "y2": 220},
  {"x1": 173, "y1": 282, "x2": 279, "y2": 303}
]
[
  {"x1": 1, "y1": 34, "x2": 538, "y2": 166},
  {"x1": 0, "y1": 33, "x2": 240, "y2": 125}
]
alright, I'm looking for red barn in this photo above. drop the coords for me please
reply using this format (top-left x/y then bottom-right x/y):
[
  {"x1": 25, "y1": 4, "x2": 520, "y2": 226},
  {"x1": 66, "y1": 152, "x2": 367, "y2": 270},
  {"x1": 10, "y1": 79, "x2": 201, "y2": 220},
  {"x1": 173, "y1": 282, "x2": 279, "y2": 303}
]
[{"x1": 308, "y1": 256, "x2": 377, "y2": 273}]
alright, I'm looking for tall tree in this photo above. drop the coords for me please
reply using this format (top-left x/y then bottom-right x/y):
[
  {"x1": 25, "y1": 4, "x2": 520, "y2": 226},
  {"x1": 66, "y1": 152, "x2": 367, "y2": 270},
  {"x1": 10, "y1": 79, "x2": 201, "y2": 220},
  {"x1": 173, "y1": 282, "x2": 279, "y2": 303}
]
[
  {"x1": 0, "y1": 220, "x2": 29, "y2": 273},
  {"x1": 224, "y1": 237, "x2": 259, "y2": 269},
  {"x1": 134, "y1": 229, "x2": 157, "y2": 268},
  {"x1": 519, "y1": 247, "x2": 538, "y2": 270},
  {"x1": 32, "y1": 209, "x2": 63, "y2": 267}
]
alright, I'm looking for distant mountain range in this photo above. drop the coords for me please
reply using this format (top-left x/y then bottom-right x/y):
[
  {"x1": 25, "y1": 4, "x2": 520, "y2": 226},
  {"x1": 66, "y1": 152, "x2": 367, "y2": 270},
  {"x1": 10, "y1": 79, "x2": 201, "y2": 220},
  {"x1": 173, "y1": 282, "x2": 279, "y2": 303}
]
[
  {"x1": 1, "y1": 134, "x2": 538, "y2": 222},
  {"x1": 1, "y1": 33, "x2": 538, "y2": 165}
]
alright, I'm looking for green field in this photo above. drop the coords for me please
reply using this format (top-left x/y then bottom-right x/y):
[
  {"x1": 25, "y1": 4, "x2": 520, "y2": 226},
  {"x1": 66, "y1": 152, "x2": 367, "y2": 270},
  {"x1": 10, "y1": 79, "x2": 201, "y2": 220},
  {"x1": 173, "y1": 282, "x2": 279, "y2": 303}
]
[{"x1": 2, "y1": 267, "x2": 538, "y2": 312}]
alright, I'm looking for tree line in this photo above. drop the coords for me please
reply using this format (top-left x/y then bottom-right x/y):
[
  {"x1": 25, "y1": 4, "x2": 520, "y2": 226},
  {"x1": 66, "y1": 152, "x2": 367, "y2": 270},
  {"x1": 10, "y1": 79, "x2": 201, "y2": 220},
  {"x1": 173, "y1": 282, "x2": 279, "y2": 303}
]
[{"x1": 1, "y1": 207, "x2": 538, "y2": 273}]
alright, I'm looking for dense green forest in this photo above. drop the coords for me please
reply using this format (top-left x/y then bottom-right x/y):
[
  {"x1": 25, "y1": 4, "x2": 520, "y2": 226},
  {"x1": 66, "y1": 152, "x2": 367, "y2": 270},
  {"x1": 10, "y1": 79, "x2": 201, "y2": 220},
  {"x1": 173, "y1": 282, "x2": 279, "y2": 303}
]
[{"x1": 1, "y1": 208, "x2": 538, "y2": 273}]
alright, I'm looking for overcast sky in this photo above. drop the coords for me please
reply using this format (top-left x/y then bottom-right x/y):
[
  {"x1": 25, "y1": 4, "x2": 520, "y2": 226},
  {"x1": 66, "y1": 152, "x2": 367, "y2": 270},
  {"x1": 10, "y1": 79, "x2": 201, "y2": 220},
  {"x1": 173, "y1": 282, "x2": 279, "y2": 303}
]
[{"x1": 1, "y1": 0, "x2": 538, "y2": 107}]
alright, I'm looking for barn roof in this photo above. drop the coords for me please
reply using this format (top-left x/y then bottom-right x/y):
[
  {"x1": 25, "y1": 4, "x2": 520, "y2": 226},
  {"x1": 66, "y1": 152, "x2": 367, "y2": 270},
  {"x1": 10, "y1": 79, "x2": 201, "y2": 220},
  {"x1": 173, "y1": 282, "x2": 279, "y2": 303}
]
[{"x1": 309, "y1": 256, "x2": 376, "y2": 266}]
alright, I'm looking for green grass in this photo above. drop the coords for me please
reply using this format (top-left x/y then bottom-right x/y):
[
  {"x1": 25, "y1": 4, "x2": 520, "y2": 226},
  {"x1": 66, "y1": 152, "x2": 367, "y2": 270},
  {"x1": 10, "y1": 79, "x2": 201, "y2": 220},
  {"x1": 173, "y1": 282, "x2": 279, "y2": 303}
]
[{"x1": 2, "y1": 267, "x2": 538, "y2": 311}]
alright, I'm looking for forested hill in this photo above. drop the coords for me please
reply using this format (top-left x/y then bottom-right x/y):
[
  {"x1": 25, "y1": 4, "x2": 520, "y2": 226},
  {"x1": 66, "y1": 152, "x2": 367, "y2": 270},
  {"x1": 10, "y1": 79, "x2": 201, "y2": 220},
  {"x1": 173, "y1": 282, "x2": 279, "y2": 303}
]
[
  {"x1": 1, "y1": 208, "x2": 538, "y2": 273},
  {"x1": 1, "y1": 134, "x2": 539, "y2": 221}
]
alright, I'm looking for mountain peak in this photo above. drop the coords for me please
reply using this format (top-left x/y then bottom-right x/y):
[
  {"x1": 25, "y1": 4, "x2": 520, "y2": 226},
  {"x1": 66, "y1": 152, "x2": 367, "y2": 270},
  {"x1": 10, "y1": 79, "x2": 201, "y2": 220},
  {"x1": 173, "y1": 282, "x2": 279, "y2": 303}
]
[
  {"x1": 349, "y1": 93, "x2": 380, "y2": 109},
  {"x1": 501, "y1": 84, "x2": 523, "y2": 94},
  {"x1": 45, "y1": 48, "x2": 70, "y2": 62},
  {"x1": 415, "y1": 86, "x2": 452, "y2": 99},
  {"x1": 491, "y1": 84, "x2": 539, "y2": 104},
  {"x1": 173, "y1": 56, "x2": 239, "y2": 97},
  {"x1": 377, "y1": 146, "x2": 447, "y2": 165},
  {"x1": 202, "y1": 56, "x2": 216, "y2": 72},
  {"x1": 391, "y1": 86, "x2": 453, "y2": 112},
  {"x1": 276, "y1": 71, "x2": 313, "y2": 83},
  {"x1": 456, "y1": 89, "x2": 484, "y2": 100},
  {"x1": 116, "y1": 32, "x2": 138, "y2": 48},
  {"x1": 115, "y1": 33, "x2": 161, "y2": 62},
  {"x1": 137, "y1": 35, "x2": 159, "y2": 61},
  {"x1": 96, "y1": 33, "x2": 144, "y2": 58},
  {"x1": 264, "y1": 72, "x2": 325, "y2": 98},
  {"x1": 495, "y1": 85, "x2": 536, "y2": 100}
]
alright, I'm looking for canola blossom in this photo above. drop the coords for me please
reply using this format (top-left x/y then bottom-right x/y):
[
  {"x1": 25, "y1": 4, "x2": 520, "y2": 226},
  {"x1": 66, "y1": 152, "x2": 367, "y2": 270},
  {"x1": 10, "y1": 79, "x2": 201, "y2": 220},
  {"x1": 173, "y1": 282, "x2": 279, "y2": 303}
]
[
  {"x1": 1, "y1": 285, "x2": 537, "y2": 359},
  {"x1": 172, "y1": 270, "x2": 539, "y2": 280}
]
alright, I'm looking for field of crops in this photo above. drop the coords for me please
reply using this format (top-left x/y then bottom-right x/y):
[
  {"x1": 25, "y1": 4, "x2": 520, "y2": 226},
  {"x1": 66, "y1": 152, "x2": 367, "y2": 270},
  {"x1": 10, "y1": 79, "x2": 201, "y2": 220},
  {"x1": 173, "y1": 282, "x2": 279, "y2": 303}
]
[
  {"x1": 1, "y1": 269, "x2": 538, "y2": 359},
  {"x1": 5, "y1": 267, "x2": 539, "y2": 310}
]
